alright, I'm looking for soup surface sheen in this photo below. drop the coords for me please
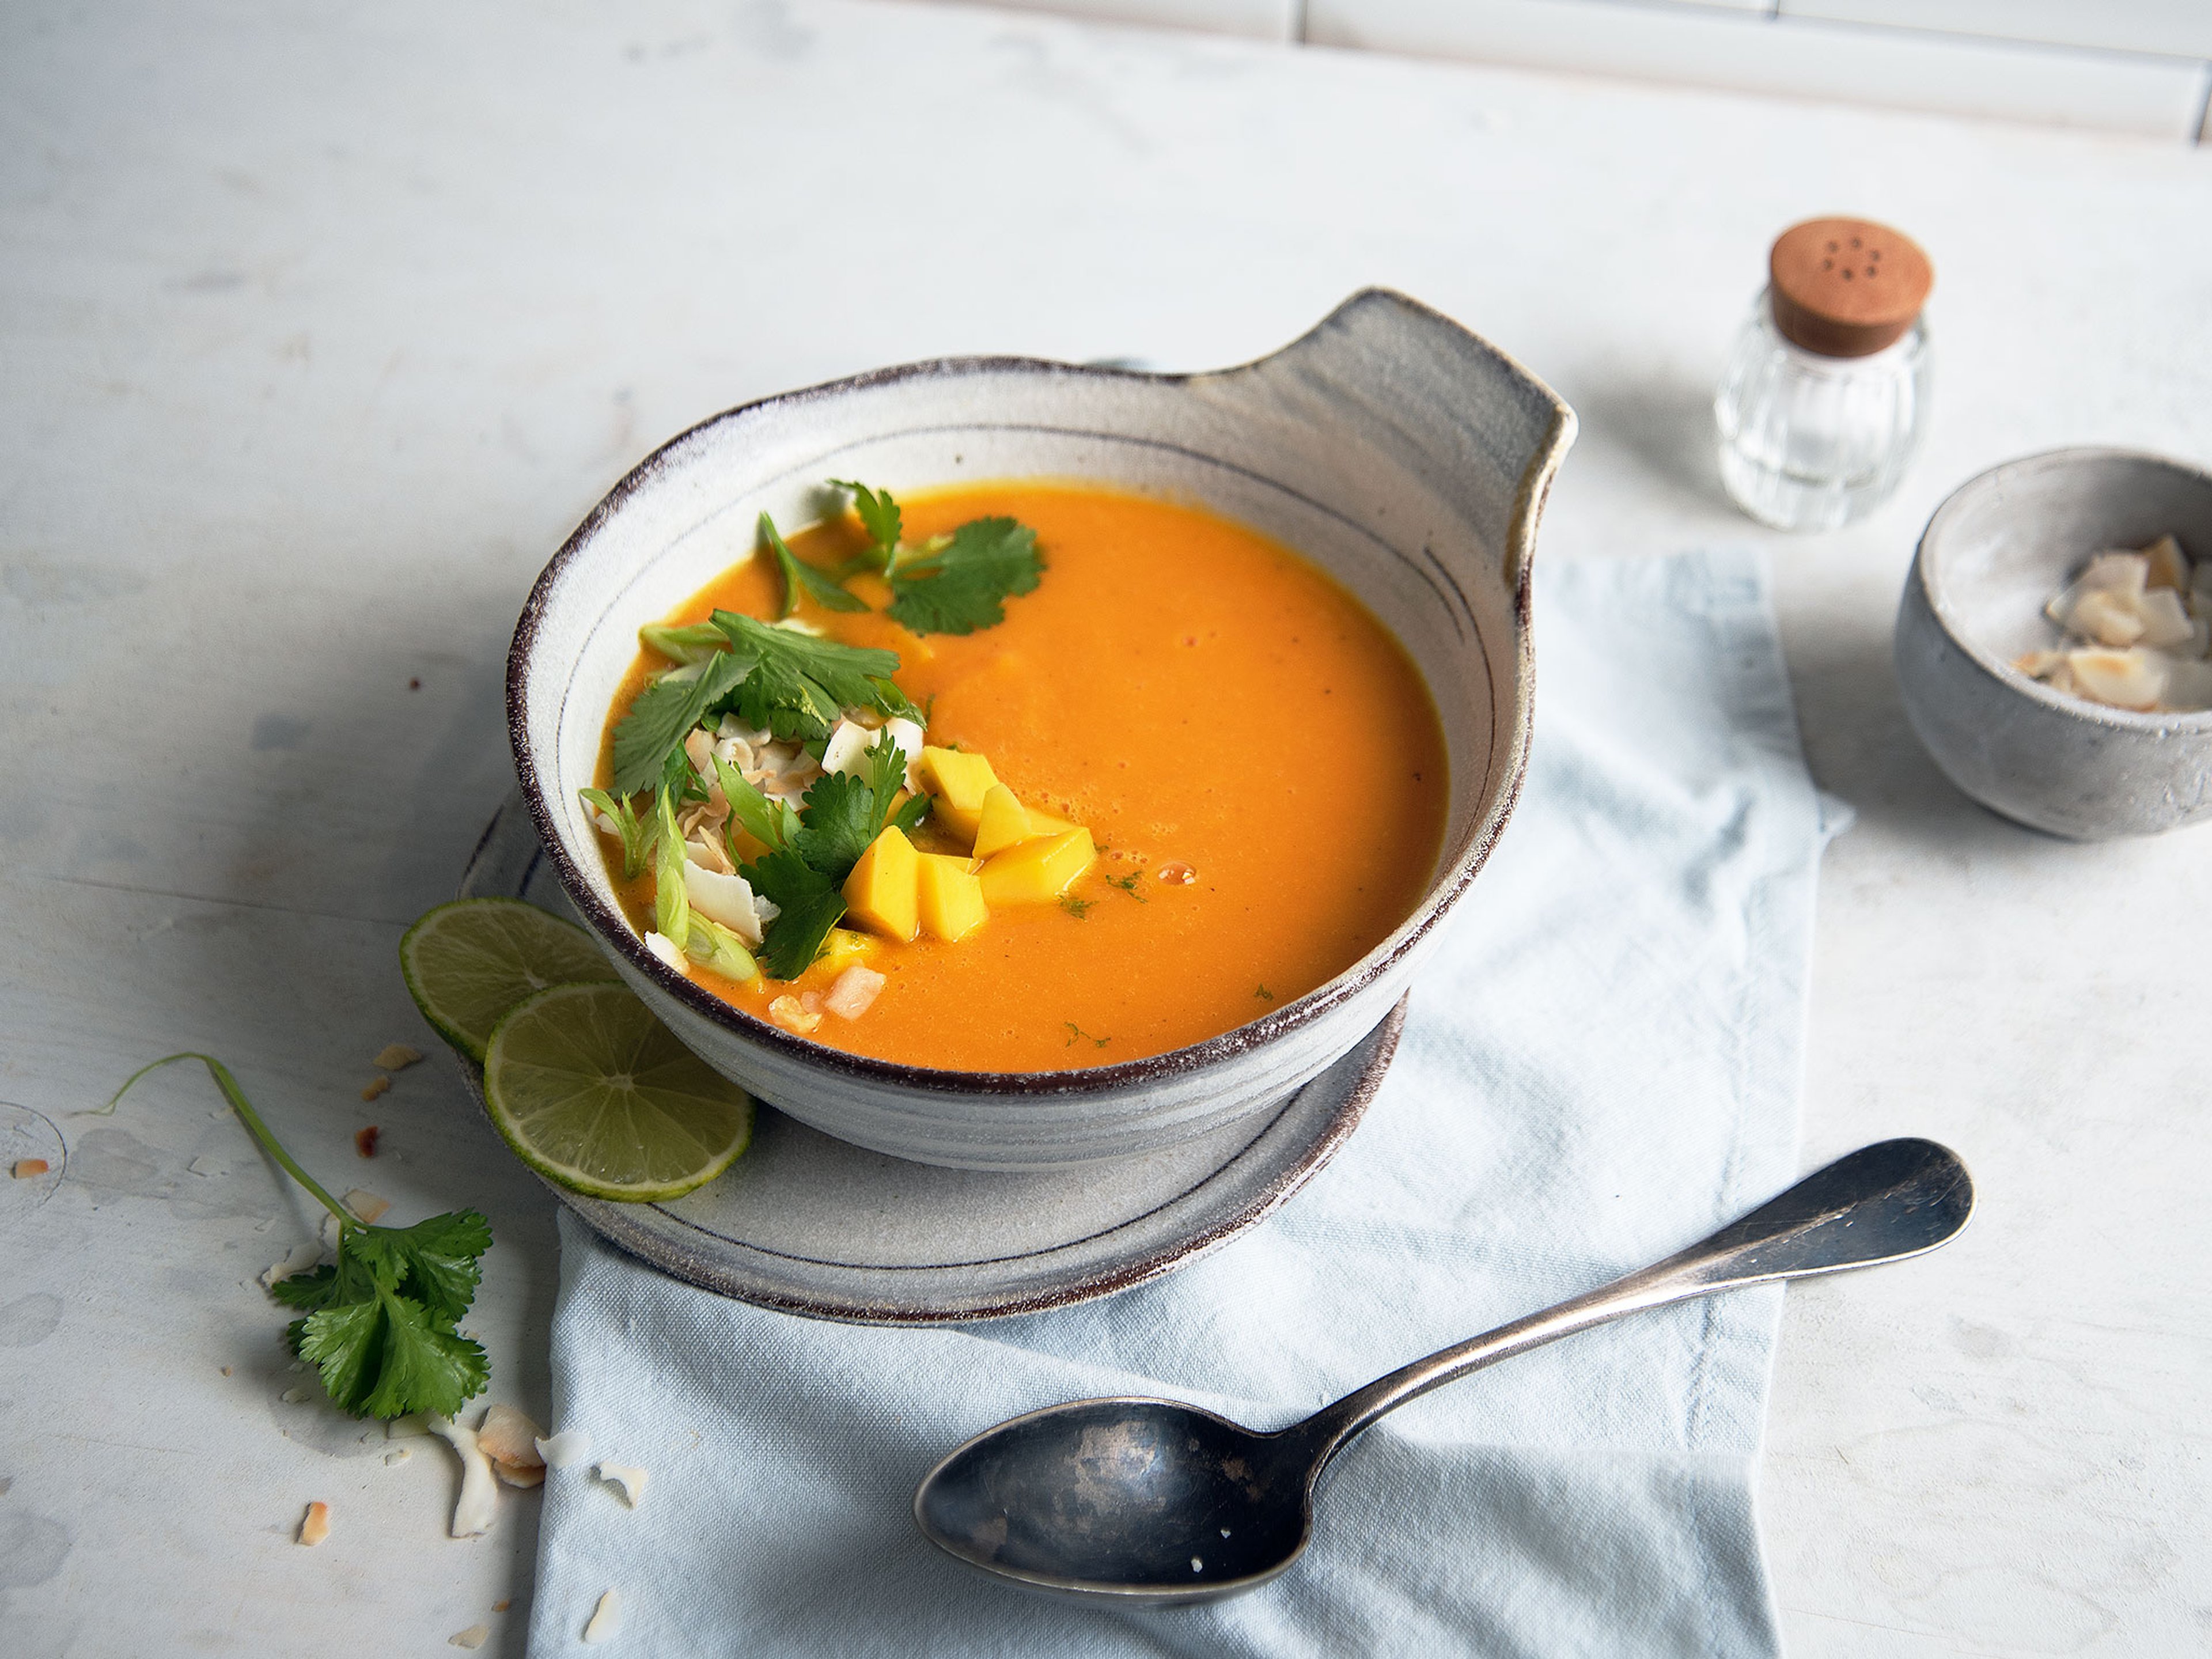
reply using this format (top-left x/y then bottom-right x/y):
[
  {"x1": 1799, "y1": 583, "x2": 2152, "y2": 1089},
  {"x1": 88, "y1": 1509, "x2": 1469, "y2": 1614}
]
[{"x1": 599, "y1": 482, "x2": 1446, "y2": 1072}]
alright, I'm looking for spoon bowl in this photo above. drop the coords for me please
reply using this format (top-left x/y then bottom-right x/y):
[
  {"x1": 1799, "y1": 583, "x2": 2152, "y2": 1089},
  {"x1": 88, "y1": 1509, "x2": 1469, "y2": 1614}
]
[
  {"x1": 915, "y1": 1396, "x2": 1316, "y2": 1603},
  {"x1": 915, "y1": 1137, "x2": 1974, "y2": 1604}
]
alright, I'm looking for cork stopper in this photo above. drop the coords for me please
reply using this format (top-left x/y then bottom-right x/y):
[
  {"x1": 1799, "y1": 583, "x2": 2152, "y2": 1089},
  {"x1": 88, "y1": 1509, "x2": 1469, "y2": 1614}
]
[{"x1": 1769, "y1": 217, "x2": 1932, "y2": 358}]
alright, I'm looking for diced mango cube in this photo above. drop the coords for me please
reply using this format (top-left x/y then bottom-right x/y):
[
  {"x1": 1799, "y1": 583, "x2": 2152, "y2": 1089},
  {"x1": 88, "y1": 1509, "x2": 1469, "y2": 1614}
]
[
  {"x1": 842, "y1": 827, "x2": 920, "y2": 943},
  {"x1": 915, "y1": 853, "x2": 989, "y2": 942},
  {"x1": 918, "y1": 747, "x2": 999, "y2": 842},
  {"x1": 817, "y1": 927, "x2": 878, "y2": 974},
  {"x1": 1023, "y1": 804, "x2": 1082, "y2": 837},
  {"x1": 971, "y1": 785, "x2": 1036, "y2": 861},
  {"x1": 979, "y1": 828, "x2": 1097, "y2": 907}
]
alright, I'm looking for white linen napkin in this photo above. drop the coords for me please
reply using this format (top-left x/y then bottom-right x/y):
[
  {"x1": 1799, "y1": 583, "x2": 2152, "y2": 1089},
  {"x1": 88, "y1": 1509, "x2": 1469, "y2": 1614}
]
[{"x1": 526, "y1": 549, "x2": 1828, "y2": 1657}]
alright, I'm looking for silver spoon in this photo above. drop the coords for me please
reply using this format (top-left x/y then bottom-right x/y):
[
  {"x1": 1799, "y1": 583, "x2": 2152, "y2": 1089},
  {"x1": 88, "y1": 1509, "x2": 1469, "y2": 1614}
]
[{"x1": 915, "y1": 1137, "x2": 1972, "y2": 1605}]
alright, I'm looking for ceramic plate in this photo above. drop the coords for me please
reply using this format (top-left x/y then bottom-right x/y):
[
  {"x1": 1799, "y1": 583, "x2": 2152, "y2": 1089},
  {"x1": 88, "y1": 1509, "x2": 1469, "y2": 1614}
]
[{"x1": 457, "y1": 794, "x2": 1403, "y2": 1323}]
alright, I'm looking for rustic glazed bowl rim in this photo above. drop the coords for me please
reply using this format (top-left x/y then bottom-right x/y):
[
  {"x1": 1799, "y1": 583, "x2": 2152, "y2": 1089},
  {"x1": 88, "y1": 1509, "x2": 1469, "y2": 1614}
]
[
  {"x1": 1920, "y1": 445, "x2": 2212, "y2": 733},
  {"x1": 508, "y1": 292, "x2": 1573, "y2": 1100}
]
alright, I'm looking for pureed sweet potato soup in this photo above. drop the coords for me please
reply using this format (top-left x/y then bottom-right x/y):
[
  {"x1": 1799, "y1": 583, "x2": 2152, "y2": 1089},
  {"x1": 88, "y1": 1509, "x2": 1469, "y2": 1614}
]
[{"x1": 585, "y1": 481, "x2": 1447, "y2": 1073}]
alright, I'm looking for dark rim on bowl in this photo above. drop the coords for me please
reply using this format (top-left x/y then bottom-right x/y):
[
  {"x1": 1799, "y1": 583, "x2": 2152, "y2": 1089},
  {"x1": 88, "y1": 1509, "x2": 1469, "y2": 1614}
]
[
  {"x1": 508, "y1": 292, "x2": 1570, "y2": 1099},
  {"x1": 1919, "y1": 445, "x2": 2212, "y2": 732}
]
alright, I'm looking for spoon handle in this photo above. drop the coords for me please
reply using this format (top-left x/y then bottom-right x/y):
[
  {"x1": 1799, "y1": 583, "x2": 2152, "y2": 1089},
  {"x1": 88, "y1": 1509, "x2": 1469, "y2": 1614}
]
[{"x1": 1297, "y1": 1138, "x2": 1972, "y2": 1469}]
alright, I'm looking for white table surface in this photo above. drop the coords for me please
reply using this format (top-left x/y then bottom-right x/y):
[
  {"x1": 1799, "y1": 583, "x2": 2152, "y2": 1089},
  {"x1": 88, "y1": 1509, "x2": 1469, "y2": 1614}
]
[{"x1": 3, "y1": 3, "x2": 2208, "y2": 1654}]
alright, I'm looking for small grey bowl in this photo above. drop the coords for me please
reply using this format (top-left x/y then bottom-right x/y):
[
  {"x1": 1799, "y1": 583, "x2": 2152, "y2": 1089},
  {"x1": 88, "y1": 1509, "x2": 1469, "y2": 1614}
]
[{"x1": 1895, "y1": 447, "x2": 2212, "y2": 839}]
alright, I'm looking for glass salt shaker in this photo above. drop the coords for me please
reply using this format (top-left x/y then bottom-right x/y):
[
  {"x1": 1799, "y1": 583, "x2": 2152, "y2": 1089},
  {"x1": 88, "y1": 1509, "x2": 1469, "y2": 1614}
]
[{"x1": 1715, "y1": 217, "x2": 1934, "y2": 531}]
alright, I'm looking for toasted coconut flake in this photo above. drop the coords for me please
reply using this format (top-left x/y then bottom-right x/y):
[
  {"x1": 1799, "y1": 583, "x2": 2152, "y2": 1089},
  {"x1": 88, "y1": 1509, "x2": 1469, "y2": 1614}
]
[
  {"x1": 682, "y1": 863, "x2": 770, "y2": 945},
  {"x1": 260, "y1": 1241, "x2": 321, "y2": 1289},
  {"x1": 12, "y1": 1158, "x2": 50, "y2": 1179},
  {"x1": 821, "y1": 717, "x2": 875, "y2": 778},
  {"x1": 297, "y1": 1501, "x2": 331, "y2": 1546},
  {"x1": 768, "y1": 995, "x2": 819, "y2": 1035},
  {"x1": 824, "y1": 966, "x2": 885, "y2": 1020},
  {"x1": 683, "y1": 727, "x2": 717, "y2": 784},
  {"x1": 343, "y1": 1189, "x2": 391, "y2": 1224},
  {"x1": 477, "y1": 1404, "x2": 545, "y2": 1468},
  {"x1": 2068, "y1": 647, "x2": 2168, "y2": 711},
  {"x1": 535, "y1": 1430, "x2": 592, "y2": 1469},
  {"x1": 582, "y1": 1589, "x2": 623, "y2": 1644},
  {"x1": 2069, "y1": 589, "x2": 2147, "y2": 648},
  {"x1": 2013, "y1": 650, "x2": 2066, "y2": 679},
  {"x1": 2142, "y1": 534, "x2": 2190, "y2": 592},
  {"x1": 596, "y1": 1462, "x2": 648, "y2": 1508},
  {"x1": 361, "y1": 1075, "x2": 392, "y2": 1103},
  {"x1": 2134, "y1": 587, "x2": 2195, "y2": 649},
  {"x1": 449, "y1": 1626, "x2": 490, "y2": 1650},
  {"x1": 494, "y1": 1460, "x2": 545, "y2": 1489},
  {"x1": 643, "y1": 931, "x2": 690, "y2": 975},
  {"x1": 374, "y1": 1044, "x2": 423, "y2": 1071},
  {"x1": 429, "y1": 1414, "x2": 499, "y2": 1538},
  {"x1": 2079, "y1": 550, "x2": 2150, "y2": 596}
]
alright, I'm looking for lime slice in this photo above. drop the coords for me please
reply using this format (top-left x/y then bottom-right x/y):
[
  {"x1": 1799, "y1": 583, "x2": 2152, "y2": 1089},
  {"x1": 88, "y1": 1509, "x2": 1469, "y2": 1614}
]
[
  {"x1": 482, "y1": 982, "x2": 753, "y2": 1202},
  {"x1": 400, "y1": 898, "x2": 619, "y2": 1063}
]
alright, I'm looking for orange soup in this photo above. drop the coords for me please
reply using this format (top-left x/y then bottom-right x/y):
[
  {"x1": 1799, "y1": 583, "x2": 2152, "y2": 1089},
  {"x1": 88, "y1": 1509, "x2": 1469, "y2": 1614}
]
[{"x1": 590, "y1": 482, "x2": 1446, "y2": 1072}]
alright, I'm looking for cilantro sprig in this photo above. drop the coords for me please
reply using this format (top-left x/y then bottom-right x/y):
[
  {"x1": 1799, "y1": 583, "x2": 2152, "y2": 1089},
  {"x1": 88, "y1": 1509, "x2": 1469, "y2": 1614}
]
[
  {"x1": 885, "y1": 516, "x2": 1043, "y2": 635},
  {"x1": 743, "y1": 737, "x2": 925, "y2": 979},
  {"x1": 107, "y1": 1054, "x2": 491, "y2": 1421}
]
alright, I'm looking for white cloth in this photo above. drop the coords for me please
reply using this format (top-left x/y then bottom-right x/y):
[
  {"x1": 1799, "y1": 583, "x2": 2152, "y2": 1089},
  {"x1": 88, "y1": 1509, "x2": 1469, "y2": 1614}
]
[{"x1": 527, "y1": 550, "x2": 1828, "y2": 1657}]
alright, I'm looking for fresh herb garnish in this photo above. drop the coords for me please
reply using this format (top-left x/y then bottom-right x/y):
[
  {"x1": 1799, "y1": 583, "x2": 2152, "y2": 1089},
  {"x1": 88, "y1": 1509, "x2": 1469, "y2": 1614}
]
[
  {"x1": 106, "y1": 1054, "x2": 491, "y2": 1421},
  {"x1": 789, "y1": 740, "x2": 925, "y2": 883},
  {"x1": 1255, "y1": 984, "x2": 1275, "y2": 1002},
  {"x1": 743, "y1": 739, "x2": 925, "y2": 978},
  {"x1": 612, "y1": 611, "x2": 905, "y2": 796},
  {"x1": 610, "y1": 650, "x2": 751, "y2": 797},
  {"x1": 710, "y1": 611, "x2": 903, "y2": 746},
  {"x1": 886, "y1": 516, "x2": 1043, "y2": 637},
  {"x1": 579, "y1": 787, "x2": 657, "y2": 878},
  {"x1": 829, "y1": 479, "x2": 902, "y2": 572},
  {"x1": 1059, "y1": 894, "x2": 1093, "y2": 919},
  {"x1": 740, "y1": 850, "x2": 849, "y2": 981},
  {"x1": 763, "y1": 510, "x2": 868, "y2": 619},
  {"x1": 713, "y1": 755, "x2": 800, "y2": 857},
  {"x1": 1063, "y1": 1022, "x2": 1111, "y2": 1050},
  {"x1": 653, "y1": 786, "x2": 692, "y2": 946},
  {"x1": 1106, "y1": 872, "x2": 1147, "y2": 903}
]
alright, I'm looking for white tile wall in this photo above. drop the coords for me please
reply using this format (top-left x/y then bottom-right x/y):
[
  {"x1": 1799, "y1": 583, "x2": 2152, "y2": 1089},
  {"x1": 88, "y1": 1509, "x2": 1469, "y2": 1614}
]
[
  {"x1": 911, "y1": 0, "x2": 2212, "y2": 141},
  {"x1": 1783, "y1": 0, "x2": 2212, "y2": 62},
  {"x1": 1303, "y1": 0, "x2": 2210, "y2": 139}
]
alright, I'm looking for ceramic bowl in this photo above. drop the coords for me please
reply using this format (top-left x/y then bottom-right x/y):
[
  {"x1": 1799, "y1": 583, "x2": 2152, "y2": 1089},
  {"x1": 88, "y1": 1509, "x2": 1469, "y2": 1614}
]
[
  {"x1": 508, "y1": 289, "x2": 1575, "y2": 1168},
  {"x1": 1895, "y1": 448, "x2": 2212, "y2": 839}
]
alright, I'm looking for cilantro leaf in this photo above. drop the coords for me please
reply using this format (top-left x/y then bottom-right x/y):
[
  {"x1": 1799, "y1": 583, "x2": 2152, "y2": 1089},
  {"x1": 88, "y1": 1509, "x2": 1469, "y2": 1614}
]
[
  {"x1": 298, "y1": 1287, "x2": 490, "y2": 1421},
  {"x1": 886, "y1": 516, "x2": 1043, "y2": 635},
  {"x1": 790, "y1": 740, "x2": 918, "y2": 882},
  {"x1": 104, "y1": 1053, "x2": 495, "y2": 1423},
  {"x1": 609, "y1": 650, "x2": 753, "y2": 797},
  {"x1": 762, "y1": 511, "x2": 866, "y2": 618},
  {"x1": 830, "y1": 479, "x2": 902, "y2": 569},
  {"x1": 739, "y1": 850, "x2": 848, "y2": 980},
  {"x1": 789, "y1": 771, "x2": 878, "y2": 882},
  {"x1": 709, "y1": 611, "x2": 902, "y2": 744},
  {"x1": 351, "y1": 1210, "x2": 493, "y2": 1324}
]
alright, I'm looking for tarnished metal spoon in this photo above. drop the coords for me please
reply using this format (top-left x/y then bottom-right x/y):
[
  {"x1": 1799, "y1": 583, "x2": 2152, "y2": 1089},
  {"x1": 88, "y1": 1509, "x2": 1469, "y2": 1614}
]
[{"x1": 915, "y1": 1137, "x2": 1972, "y2": 1605}]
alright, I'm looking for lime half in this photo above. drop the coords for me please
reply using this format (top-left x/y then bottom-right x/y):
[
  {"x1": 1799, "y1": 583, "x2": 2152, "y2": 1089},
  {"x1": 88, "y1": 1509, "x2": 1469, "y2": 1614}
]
[
  {"x1": 400, "y1": 898, "x2": 619, "y2": 1063},
  {"x1": 482, "y1": 982, "x2": 753, "y2": 1202}
]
